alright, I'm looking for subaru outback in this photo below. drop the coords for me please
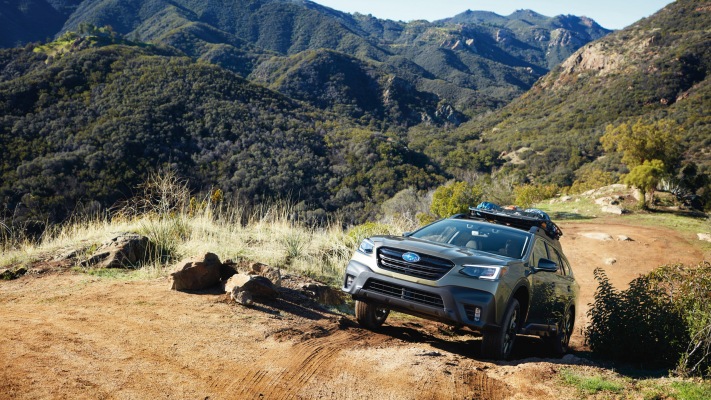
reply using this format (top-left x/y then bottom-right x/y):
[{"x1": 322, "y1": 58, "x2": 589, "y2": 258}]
[{"x1": 342, "y1": 204, "x2": 579, "y2": 360}]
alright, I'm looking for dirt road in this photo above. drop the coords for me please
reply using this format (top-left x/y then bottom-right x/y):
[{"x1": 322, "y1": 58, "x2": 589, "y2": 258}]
[{"x1": 0, "y1": 219, "x2": 705, "y2": 399}]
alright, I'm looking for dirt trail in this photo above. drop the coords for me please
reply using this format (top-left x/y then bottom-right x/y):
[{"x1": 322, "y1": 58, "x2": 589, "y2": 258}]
[{"x1": 0, "y1": 219, "x2": 705, "y2": 399}]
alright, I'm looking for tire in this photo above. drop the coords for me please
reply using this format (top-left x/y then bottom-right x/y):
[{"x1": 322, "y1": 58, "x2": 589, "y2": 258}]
[
  {"x1": 545, "y1": 307, "x2": 574, "y2": 357},
  {"x1": 481, "y1": 298, "x2": 520, "y2": 360},
  {"x1": 354, "y1": 300, "x2": 389, "y2": 330}
]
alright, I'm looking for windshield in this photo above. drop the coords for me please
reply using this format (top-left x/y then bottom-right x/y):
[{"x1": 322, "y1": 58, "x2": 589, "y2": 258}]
[{"x1": 410, "y1": 219, "x2": 530, "y2": 259}]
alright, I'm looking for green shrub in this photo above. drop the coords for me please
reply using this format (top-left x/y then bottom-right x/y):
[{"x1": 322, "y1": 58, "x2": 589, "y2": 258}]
[
  {"x1": 345, "y1": 222, "x2": 396, "y2": 247},
  {"x1": 513, "y1": 183, "x2": 558, "y2": 208},
  {"x1": 430, "y1": 181, "x2": 483, "y2": 218},
  {"x1": 569, "y1": 169, "x2": 616, "y2": 194},
  {"x1": 648, "y1": 262, "x2": 711, "y2": 378},
  {"x1": 586, "y1": 263, "x2": 711, "y2": 377}
]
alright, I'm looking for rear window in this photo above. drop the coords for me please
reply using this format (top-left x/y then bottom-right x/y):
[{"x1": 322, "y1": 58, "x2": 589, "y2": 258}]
[{"x1": 411, "y1": 219, "x2": 530, "y2": 259}]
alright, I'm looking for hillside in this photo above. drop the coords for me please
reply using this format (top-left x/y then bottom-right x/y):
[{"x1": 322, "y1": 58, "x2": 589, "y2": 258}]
[
  {"x1": 441, "y1": 0, "x2": 710, "y2": 185},
  {"x1": 0, "y1": 0, "x2": 610, "y2": 121},
  {"x1": 0, "y1": 34, "x2": 447, "y2": 228}
]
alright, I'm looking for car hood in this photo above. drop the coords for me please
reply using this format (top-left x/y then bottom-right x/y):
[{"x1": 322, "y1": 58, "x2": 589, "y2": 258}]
[{"x1": 372, "y1": 235, "x2": 517, "y2": 266}]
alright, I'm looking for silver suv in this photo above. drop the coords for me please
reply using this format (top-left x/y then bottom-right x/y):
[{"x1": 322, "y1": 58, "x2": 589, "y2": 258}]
[{"x1": 342, "y1": 206, "x2": 579, "y2": 360}]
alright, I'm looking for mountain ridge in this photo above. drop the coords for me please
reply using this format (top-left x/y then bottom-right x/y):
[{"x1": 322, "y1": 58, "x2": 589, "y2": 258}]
[{"x1": 0, "y1": 0, "x2": 611, "y2": 122}]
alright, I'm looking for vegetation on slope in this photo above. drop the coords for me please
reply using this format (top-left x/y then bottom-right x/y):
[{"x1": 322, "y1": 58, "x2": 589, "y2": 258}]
[
  {"x1": 441, "y1": 0, "x2": 710, "y2": 189},
  {"x1": 0, "y1": 33, "x2": 448, "y2": 233}
]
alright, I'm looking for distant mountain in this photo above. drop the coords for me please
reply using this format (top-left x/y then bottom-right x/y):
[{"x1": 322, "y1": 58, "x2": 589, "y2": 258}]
[
  {"x1": 0, "y1": 0, "x2": 610, "y2": 122},
  {"x1": 438, "y1": 9, "x2": 609, "y2": 69},
  {"x1": 444, "y1": 0, "x2": 710, "y2": 185},
  {"x1": 0, "y1": 0, "x2": 81, "y2": 47}
]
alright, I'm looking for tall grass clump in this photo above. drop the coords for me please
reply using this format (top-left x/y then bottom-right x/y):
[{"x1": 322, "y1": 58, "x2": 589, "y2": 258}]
[
  {"x1": 117, "y1": 169, "x2": 193, "y2": 266},
  {"x1": 586, "y1": 263, "x2": 711, "y2": 377}
]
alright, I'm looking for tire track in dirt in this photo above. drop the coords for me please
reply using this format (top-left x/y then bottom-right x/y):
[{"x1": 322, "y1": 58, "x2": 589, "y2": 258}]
[
  {"x1": 221, "y1": 329, "x2": 362, "y2": 399},
  {"x1": 218, "y1": 324, "x2": 509, "y2": 400}
]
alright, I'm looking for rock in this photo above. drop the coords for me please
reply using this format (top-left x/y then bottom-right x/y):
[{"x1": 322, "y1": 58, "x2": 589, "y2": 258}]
[
  {"x1": 581, "y1": 232, "x2": 613, "y2": 241},
  {"x1": 698, "y1": 233, "x2": 711, "y2": 243},
  {"x1": 219, "y1": 260, "x2": 240, "y2": 281},
  {"x1": 601, "y1": 205, "x2": 625, "y2": 215},
  {"x1": 82, "y1": 233, "x2": 150, "y2": 268},
  {"x1": 248, "y1": 263, "x2": 281, "y2": 287},
  {"x1": 604, "y1": 258, "x2": 617, "y2": 265},
  {"x1": 223, "y1": 273, "x2": 278, "y2": 300},
  {"x1": 0, "y1": 267, "x2": 27, "y2": 280},
  {"x1": 617, "y1": 235, "x2": 633, "y2": 241},
  {"x1": 170, "y1": 253, "x2": 222, "y2": 291},
  {"x1": 594, "y1": 196, "x2": 611, "y2": 206},
  {"x1": 300, "y1": 283, "x2": 345, "y2": 306},
  {"x1": 560, "y1": 196, "x2": 572, "y2": 202},
  {"x1": 231, "y1": 287, "x2": 253, "y2": 306}
]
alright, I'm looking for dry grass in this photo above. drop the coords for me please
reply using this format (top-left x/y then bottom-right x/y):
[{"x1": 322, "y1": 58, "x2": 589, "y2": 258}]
[{"x1": 0, "y1": 170, "x2": 409, "y2": 285}]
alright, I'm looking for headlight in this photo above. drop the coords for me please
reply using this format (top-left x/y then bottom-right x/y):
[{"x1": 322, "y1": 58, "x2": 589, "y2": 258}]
[
  {"x1": 358, "y1": 238, "x2": 375, "y2": 255},
  {"x1": 459, "y1": 265, "x2": 505, "y2": 280}
]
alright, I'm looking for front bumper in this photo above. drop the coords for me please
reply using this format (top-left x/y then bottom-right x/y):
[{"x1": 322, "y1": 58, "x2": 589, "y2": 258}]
[{"x1": 342, "y1": 260, "x2": 499, "y2": 331}]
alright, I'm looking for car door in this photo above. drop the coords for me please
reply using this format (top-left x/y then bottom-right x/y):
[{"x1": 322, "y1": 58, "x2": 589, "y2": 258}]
[
  {"x1": 544, "y1": 243, "x2": 576, "y2": 325},
  {"x1": 527, "y1": 238, "x2": 558, "y2": 325}
]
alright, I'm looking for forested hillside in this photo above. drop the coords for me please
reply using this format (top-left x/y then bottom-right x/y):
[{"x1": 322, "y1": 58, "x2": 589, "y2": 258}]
[
  {"x1": 429, "y1": 0, "x2": 710, "y2": 188},
  {"x1": 0, "y1": 33, "x2": 444, "y2": 229},
  {"x1": 0, "y1": 0, "x2": 616, "y2": 231}
]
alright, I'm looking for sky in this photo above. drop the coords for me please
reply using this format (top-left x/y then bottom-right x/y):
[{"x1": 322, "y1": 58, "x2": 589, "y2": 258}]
[{"x1": 309, "y1": 0, "x2": 675, "y2": 30}]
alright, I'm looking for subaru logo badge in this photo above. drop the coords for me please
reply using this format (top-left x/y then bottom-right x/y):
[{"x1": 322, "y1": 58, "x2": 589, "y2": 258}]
[{"x1": 402, "y1": 252, "x2": 420, "y2": 263}]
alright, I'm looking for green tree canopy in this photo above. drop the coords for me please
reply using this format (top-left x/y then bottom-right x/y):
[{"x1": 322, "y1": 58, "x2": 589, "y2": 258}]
[
  {"x1": 624, "y1": 159, "x2": 666, "y2": 208},
  {"x1": 430, "y1": 181, "x2": 483, "y2": 218},
  {"x1": 600, "y1": 119, "x2": 683, "y2": 172}
]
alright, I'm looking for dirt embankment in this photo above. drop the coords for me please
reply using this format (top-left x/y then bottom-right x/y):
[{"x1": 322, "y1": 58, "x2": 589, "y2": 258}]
[{"x1": 0, "y1": 220, "x2": 705, "y2": 399}]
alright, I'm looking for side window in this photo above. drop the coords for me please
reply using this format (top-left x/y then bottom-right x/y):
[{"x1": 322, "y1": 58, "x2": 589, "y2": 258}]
[
  {"x1": 531, "y1": 239, "x2": 548, "y2": 267},
  {"x1": 545, "y1": 243, "x2": 566, "y2": 276},
  {"x1": 561, "y1": 256, "x2": 573, "y2": 277}
]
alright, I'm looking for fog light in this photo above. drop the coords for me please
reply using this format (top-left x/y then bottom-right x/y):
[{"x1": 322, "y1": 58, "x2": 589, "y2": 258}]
[
  {"x1": 345, "y1": 274, "x2": 355, "y2": 288},
  {"x1": 474, "y1": 307, "x2": 481, "y2": 322}
]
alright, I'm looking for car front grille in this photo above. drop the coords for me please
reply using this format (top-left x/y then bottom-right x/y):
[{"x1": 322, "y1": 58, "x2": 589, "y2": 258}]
[
  {"x1": 364, "y1": 279, "x2": 444, "y2": 308},
  {"x1": 377, "y1": 247, "x2": 454, "y2": 280}
]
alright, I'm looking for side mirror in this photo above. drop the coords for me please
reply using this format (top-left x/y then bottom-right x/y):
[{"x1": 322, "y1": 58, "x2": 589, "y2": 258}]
[
  {"x1": 535, "y1": 258, "x2": 558, "y2": 273},
  {"x1": 403, "y1": 232, "x2": 412, "y2": 237}
]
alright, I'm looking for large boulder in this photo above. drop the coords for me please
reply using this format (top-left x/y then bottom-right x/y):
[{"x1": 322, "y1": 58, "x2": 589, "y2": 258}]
[
  {"x1": 248, "y1": 262, "x2": 281, "y2": 287},
  {"x1": 601, "y1": 205, "x2": 626, "y2": 215},
  {"x1": 300, "y1": 283, "x2": 345, "y2": 306},
  {"x1": 231, "y1": 287, "x2": 253, "y2": 306},
  {"x1": 223, "y1": 273, "x2": 279, "y2": 300},
  {"x1": 219, "y1": 260, "x2": 282, "y2": 287},
  {"x1": 170, "y1": 253, "x2": 222, "y2": 291},
  {"x1": 82, "y1": 233, "x2": 150, "y2": 268}
]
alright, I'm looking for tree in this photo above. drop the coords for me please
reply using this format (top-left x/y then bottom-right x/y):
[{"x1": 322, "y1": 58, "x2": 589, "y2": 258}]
[
  {"x1": 624, "y1": 160, "x2": 666, "y2": 208},
  {"x1": 600, "y1": 119, "x2": 683, "y2": 172},
  {"x1": 430, "y1": 181, "x2": 483, "y2": 218},
  {"x1": 513, "y1": 184, "x2": 558, "y2": 208}
]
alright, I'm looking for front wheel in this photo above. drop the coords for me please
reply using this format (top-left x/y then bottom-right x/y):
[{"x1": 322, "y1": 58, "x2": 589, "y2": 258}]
[
  {"x1": 482, "y1": 298, "x2": 520, "y2": 360},
  {"x1": 355, "y1": 300, "x2": 389, "y2": 330},
  {"x1": 545, "y1": 307, "x2": 574, "y2": 357}
]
